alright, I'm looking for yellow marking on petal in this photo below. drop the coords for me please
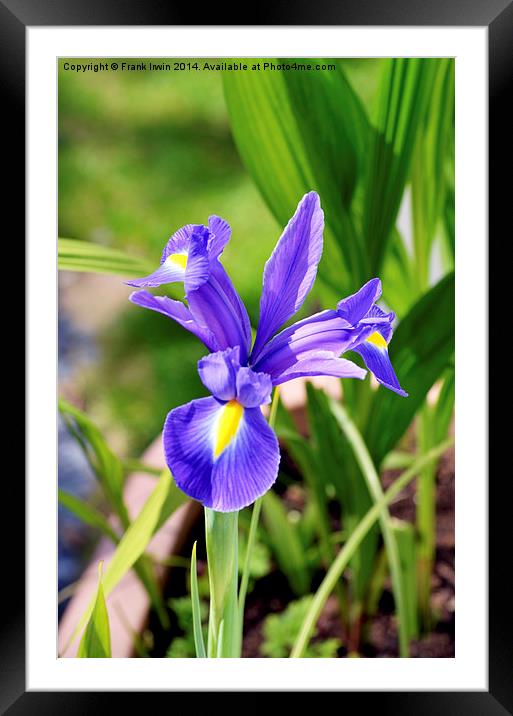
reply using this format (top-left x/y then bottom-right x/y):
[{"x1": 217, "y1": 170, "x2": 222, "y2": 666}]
[
  {"x1": 166, "y1": 253, "x2": 188, "y2": 269},
  {"x1": 214, "y1": 400, "x2": 243, "y2": 458},
  {"x1": 366, "y1": 331, "x2": 388, "y2": 349}
]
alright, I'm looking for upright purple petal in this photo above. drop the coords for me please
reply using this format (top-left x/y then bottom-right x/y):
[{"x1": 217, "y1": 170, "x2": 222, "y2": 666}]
[
  {"x1": 336, "y1": 278, "x2": 382, "y2": 325},
  {"x1": 271, "y1": 352, "x2": 367, "y2": 386},
  {"x1": 252, "y1": 192, "x2": 324, "y2": 357},
  {"x1": 208, "y1": 216, "x2": 231, "y2": 259},
  {"x1": 129, "y1": 290, "x2": 219, "y2": 352},
  {"x1": 164, "y1": 397, "x2": 280, "y2": 512},
  {"x1": 197, "y1": 347, "x2": 240, "y2": 401},
  {"x1": 127, "y1": 223, "x2": 220, "y2": 290},
  {"x1": 187, "y1": 262, "x2": 252, "y2": 362}
]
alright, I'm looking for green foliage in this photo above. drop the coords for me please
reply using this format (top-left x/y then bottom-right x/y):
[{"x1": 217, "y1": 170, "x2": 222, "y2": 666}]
[
  {"x1": 223, "y1": 58, "x2": 453, "y2": 301},
  {"x1": 58, "y1": 238, "x2": 154, "y2": 277},
  {"x1": 204, "y1": 509, "x2": 240, "y2": 657},
  {"x1": 261, "y1": 490, "x2": 311, "y2": 596},
  {"x1": 362, "y1": 59, "x2": 440, "y2": 275},
  {"x1": 223, "y1": 59, "x2": 370, "y2": 293},
  {"x1": 77, "y1": 563, "x2": 111, "y2": 658},
  {"x1": 328, "y1": 399, "x2": 411, "y2": 657},
  {"x1": 238, "y1": 529, "x2": 271, "y2": 582},
  {"x1": 391, "y1": 519, "x2": 419, "y2": 641},
  {"x1": 59, "y1": 398, "x2": 127, "y2": 524},
  {"x1": 291, "y1": 439, "x2": 453, "y2": 657},
  {"x1": 262, "y1": 597, "x2": 340, "y2": 658},
  {"x1": 190, "y1": 542, "x2": 206, "y2": 657},
  {"x1": 58, "y1": 489, "x2": 118, "y2": 543},
  {"x1": 69, "y1": 469, "x2": 172, "y2": 649},
  {"x1": 411, "y1": 60, "x2": 455, "y2": 289},
  {"x1": 59, "y1": 399, "x2": 176, "y2": 627},
  {"x1": 166, "y1": 596, "x2": 208, "y2": 659}
]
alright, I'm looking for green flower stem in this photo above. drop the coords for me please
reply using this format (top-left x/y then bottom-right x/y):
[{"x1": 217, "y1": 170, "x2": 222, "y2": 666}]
[
  {"x1": 205, "y1": 508, "x2": 240, "y2": 657},
  {"x1": 291, "y1": 438, "x2": 453, "y2": 658}
]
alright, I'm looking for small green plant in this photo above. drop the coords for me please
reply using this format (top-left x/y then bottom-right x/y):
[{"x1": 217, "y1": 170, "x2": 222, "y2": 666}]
[
  {"x1": 262, "y1": 597, "x2": 341, "y2": 658},
  {"x1": 166, "y1": 596, "x2": 208, "y2": 659}
]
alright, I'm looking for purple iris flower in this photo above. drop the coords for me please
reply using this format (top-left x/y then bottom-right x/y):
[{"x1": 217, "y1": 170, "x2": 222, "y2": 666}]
[{"x1": 129, "y1": 192, "x2": 407, "y2": 511}]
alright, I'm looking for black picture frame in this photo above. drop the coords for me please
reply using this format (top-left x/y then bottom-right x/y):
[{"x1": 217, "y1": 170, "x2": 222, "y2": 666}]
[{"x1": 5, "y1": 0, "x2": 503, "y2": 711}]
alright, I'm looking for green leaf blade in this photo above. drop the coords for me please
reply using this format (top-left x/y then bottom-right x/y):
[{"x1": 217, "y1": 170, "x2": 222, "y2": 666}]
[
  {"x1": 190, "y1": 542, "x2": 206, "y2": 658},
  {"x1": 58, "y1": 238, "x2": 154, "y2": 277},
  {"x1": 77, "y1": 563, "x2": 111, "y2": 658}
]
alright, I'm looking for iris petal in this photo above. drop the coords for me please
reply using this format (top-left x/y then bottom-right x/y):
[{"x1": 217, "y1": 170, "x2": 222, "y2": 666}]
[
  {"x1": 129, "y1": 290, "x2": 219, "y2": 352},
  {"x1": 197, "y1": 347, "x2": 240, "y2": 401},
  {"x1": 161, "y1": 224, "x2": 201, "y2": 261},
  {"x1": 337, "y1": 278, "x2": 382, "y2": 325},
  {"x1": 352, "y1": 341, "x2": 408, "y2": 397},
  {"x1": 183, "y1": 231, "x2": 210, "y2": 292},
  {"x1": 252, "y1": 309, "x2": 363, "y2": 381},
  {"x1": 271, "y1": 351, "x2": 367, "y2": 385},
  {"x1": 236, "y1": 367, "x2": 272, "y2": 407},
  {"x1": 164, "y1": 397, "x2": 280, "y2": 512},
  {"x1": 208, "y1": 215, "x2": 231, "y2": 259},
  {"x1": 252, "y1": 192, "x2": 324, "y2": 357},
  {"x1": 187, "y1": 262, "x2": 252, "y2": 362},
  {"x1": 125, "y1": 262, "x2": 185, "y2": 288}
]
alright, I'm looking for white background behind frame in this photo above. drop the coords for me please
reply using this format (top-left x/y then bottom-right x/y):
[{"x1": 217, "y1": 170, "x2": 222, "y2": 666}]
[{"x1": 27, "y1": 26, "x2": 487, "y2": 691}]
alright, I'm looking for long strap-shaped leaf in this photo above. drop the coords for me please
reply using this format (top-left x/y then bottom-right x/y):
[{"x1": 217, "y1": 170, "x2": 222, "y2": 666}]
[
  {"x1": 411, "y1": 59, "x2": 455, "y2": 290},
  {"x1": 291, "y1": 438, "x2": 453, "y2": 658},
  {"x1": 65, "y1": 469, "x2": 171, "y2": 651},
  {"x1": 190, "y1": 542, "x2": 206, "y2": 658},
  {"x1": 59, "y1": 237, "x2": 154, "y2": 277},
  {"x1": 362, "y1": 58, "x2": 440, "y2": 275},
  {"x1": 328, "y1": 399, "x2": 410, "y2": 657},
  {"x1": 223, "y1": 60, "x2": 371, "y2": 292},
  {"x1": 77, "y1": 562, "x2": 111, "y2": 658}
]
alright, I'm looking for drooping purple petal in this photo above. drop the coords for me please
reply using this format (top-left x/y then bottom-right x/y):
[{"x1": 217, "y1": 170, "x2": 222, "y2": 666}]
[
  {"x1": 352, "y1": 334, "x2": 408, "y2": 397},
  {"x1": 358, "y1": 304, "x2": 395, "y2": 342},
  {"x1": 236, "y1": 367, "x2": 272, "y2": 407},
  {"x1": 197, "y1": 347, "x2": 240, "y2": 401},
  {"x1": 163, "y1": 397, "x2": 220, "y2": 508},
  {"x1": 252, "y1": 192, "x2": 324, "y2": 357},
  {"x1": 212, "y1": 406, "x2": 280, "y2": 511},
  {"x1": 271, "y1": 351, "x2": 367, "y2": 386},
  {"x1": 337, "y1": 278, "x2": 382, "y2": 325},
  {"x1": 187, "y1": 261, "x2": 252, "y2": 362},
  {"x1": 129, "y1": 290, "x2": 219, "y2": 352},
  {"x1": 208, "y1": 216, "x2": 231, "y2": 259},
  {"x1": 163, "y1": 396, "x2": 280, "y2": 512},
  {"x1": 127, "y1": 222, "x2": 223, "y2": 290},
  {"x1": 125, "y1": 261, "x2": 186, "y2": 289}
]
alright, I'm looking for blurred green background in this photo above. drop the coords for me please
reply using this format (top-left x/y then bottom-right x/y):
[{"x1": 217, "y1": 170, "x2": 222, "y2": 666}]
[{"x1": 58, "y1": 58, "x2": 382, "y2": 454}]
